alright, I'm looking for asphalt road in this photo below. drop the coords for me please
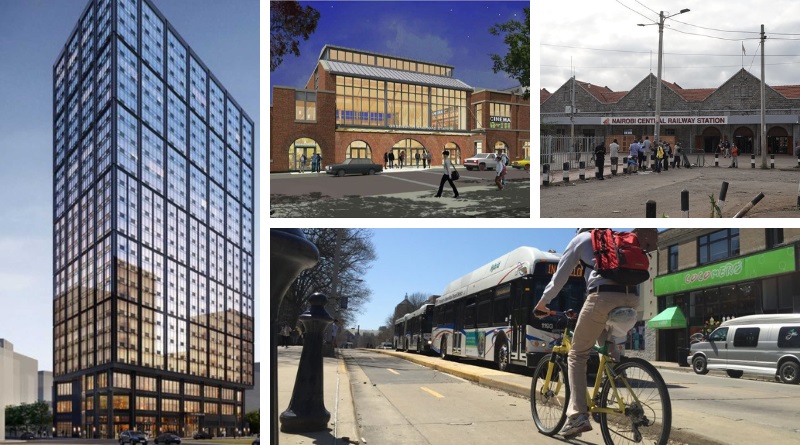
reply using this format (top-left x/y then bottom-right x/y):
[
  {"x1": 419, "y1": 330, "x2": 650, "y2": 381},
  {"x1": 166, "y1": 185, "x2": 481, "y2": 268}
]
[
  {"x1": 540, "y1": 155, "x2": 800, "y2": 218},
  {"x1": 270, "y1": 167, "x2": 531, "y2": 218}
]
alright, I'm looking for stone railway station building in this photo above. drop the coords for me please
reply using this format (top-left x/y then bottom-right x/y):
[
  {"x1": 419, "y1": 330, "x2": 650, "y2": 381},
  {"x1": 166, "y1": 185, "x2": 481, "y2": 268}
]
[
  {"x1": 271, "y1": 45, "x2": 530, "y2": 172},
  {"x1": 541, "y1": 69, "x2": 800, "y2": 155}
]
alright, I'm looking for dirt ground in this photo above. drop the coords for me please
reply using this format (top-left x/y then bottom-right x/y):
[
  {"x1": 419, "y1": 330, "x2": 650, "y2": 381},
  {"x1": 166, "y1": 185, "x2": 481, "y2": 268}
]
[{"x1": 540, "y1": 159, "x2": 800, "y2": 218}]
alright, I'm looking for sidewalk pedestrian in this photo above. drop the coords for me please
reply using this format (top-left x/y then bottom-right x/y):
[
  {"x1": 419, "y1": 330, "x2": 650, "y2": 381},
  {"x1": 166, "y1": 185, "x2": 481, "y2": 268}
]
[
  {"x1": 609, "y1": 138, "x2": 619, "y2": 170},
  {"x1": 641, "y1": 137, "x2": 651, "y2": 171},
  {"x1": 422, "y1": 149, "x2": 428, "y2": 168},
  {"x1": 281, "y1": 324, "x2": 292, "y2": 348},
  {"x1": 629, "y1": 140, "x2": 639, "y2": 174},
  {"x1": 388, "y1": 151, "x2": 395, "y2": 168},
  {"x1": 495, "y1": 155, "x2": 506, "y2": 190},
  {"x1": 435, "y1": 150, "x2": 459, "y2": 198},
  {"x1": 310, "y1": 153, "x2": 318, "y2": 173},
  {"x1": 415, "y1": 151, "x2": 421, "y2": 168},
  {"x1": 399, "y1": 150, "x2": 406, "y2": 169},
  {"x1": 663, "y1": 142, "x2": 671, "y2": 171},
  {"x1": 655, "y1": 143, "x2": 664, "y2": 173},
  {"x1": 674, "y1": 142, "x2": 682, "y2": 168},
  {"x1": 383, "y1": 151, "x2": 388, "y2": 169},
  {"x1": 427, "y1": 151, "x2": 433, "y2": 168},
  {"x1": 315, "y1": 153, "x2": 322, "y2": 173},
  {"x1": 299, "y1": 154, "x2": 307, "y2": 173},
  {"x1": 594, "y1": 141, "x2": 606, "y2": 179},
  {"x1": 729, "y1": 144, "x2": 739, "y2": 168}
]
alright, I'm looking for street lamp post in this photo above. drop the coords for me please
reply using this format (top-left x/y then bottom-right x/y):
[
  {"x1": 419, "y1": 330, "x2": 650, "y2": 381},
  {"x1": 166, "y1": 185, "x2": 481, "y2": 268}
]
[{"x1": 640, "y1": 9, "x2": 690, "y2": 146}]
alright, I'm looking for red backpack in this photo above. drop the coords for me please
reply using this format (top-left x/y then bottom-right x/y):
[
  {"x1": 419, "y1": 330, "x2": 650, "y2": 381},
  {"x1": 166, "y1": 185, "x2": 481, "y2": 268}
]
[{"x1": 587, "y1": 229, "x2": 651, "y2": 285}]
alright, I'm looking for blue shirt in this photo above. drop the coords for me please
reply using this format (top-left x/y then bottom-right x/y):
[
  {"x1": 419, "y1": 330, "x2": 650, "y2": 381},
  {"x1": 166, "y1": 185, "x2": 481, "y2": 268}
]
[{"x1": 540, "y1": 231, "x2": 617, "y2": 305}]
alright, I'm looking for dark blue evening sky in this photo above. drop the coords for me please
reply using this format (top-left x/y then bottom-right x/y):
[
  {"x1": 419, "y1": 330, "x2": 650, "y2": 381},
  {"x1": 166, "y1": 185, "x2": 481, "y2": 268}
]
[
  {"x1": 0, "y1": 0, "x2": 259, "y2": 371},
  {"x1": 270, "y1": 1, "x2": 529, "y2": 104}
]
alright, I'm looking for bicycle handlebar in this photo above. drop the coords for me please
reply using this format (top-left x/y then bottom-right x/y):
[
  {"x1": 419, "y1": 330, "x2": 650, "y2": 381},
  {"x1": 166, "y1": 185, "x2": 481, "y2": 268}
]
[{"x1": 533, "y1": 309, "x2": 578, "y2": 319}]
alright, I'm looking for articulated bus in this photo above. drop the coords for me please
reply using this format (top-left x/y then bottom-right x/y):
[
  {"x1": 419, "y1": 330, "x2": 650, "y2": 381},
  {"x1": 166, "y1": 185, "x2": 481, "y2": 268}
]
[
  {"x1": 431, "y1": 246, "x2": 586, "y2": 370},
  {"x1": 393, "y1": 313, "x2": 409, "y2": 350},
  {"x1": 403, "y1": 304, "x2": 435, "y2": 353}
]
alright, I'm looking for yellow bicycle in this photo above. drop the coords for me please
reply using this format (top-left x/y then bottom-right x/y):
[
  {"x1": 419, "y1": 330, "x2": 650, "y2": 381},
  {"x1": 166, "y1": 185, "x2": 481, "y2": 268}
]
[{"x1": 530, "y1": 310, "x2": 671, "y2": 445}]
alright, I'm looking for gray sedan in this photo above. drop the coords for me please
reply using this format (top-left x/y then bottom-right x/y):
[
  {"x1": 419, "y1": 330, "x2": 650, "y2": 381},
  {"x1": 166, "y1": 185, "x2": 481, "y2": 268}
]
[{"x1": 325, "y1": 158, "x2": 383, "y2": 177}]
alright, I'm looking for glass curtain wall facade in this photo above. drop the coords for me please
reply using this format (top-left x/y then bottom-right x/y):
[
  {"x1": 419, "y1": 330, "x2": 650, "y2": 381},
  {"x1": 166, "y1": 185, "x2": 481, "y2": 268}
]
[{"x1": 53, "y1": 0, "x2": 254, "y2": 439}]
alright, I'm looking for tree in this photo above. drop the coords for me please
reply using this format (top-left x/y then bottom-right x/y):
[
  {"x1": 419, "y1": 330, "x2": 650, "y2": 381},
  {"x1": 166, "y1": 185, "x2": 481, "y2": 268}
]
[
  {"x1": 279, "y1": 229, "x2": 376, "y2": 332},
  {"x1": 270, "y1": 1, "x2": 320, "y2": 72},
  {"x1": 244, "y1": 410, "x2": 259, "y2": 435},
  {"x1": 4, "y1": 402, "x2": 51, "y2": 436},
  {"x1": 489, "y1": 8, "x2": 530, "y2": 99},
  {"x1": 383, "y1": 291, "x2": 434, "y2": 334}
]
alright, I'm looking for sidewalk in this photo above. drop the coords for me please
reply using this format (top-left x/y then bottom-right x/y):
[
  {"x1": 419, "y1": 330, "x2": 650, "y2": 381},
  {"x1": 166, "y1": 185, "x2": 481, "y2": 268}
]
[{"x1": 277, "y1": 346, "x2": 358, "y2": 445}]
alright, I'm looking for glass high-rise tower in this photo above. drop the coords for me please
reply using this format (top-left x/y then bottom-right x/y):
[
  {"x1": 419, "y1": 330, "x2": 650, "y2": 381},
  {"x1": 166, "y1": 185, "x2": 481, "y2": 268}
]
[{"x1": 52, "y1": 0, "x2": 254, "y2": 439}]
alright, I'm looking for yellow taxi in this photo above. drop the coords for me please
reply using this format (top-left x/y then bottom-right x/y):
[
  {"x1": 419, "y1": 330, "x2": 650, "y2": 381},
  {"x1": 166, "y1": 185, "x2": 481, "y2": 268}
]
[{"x1": 511, "y1": 157, "x2": 530, "y2": 171}]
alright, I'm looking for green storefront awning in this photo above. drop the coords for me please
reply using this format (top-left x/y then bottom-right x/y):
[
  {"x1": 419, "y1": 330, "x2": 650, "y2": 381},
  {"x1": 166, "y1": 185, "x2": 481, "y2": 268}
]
[{"x1": 647, "y1": 306, "x2": 687, "y2": 329}]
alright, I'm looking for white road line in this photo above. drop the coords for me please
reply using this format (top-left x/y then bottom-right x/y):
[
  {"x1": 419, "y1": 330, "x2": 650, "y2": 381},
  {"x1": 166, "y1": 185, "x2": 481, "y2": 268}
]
[{"x1": 387, "y1": 368, "x2": 400, "y2": 375}]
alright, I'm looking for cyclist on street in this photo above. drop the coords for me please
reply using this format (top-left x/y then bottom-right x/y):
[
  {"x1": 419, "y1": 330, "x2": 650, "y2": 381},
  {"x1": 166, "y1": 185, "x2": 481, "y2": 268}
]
[{"x1": 533, "y1": 229, "x2": 640, "y2": 437}]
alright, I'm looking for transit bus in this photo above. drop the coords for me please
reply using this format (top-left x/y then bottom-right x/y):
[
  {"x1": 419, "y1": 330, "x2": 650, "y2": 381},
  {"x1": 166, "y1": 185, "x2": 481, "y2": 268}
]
[
  {"x1": 393, "y1": 313, "x2": 410, "y2": 350},
  {"x1": 404, "y1": 303, "x2": 435, "y2": 353},
  {"x1": 431, "y1": 246, "x2": 586, "y2": 370}
]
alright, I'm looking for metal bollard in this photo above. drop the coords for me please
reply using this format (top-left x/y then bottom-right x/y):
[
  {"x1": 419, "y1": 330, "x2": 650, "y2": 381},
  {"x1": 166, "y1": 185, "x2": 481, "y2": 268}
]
[
  {"x1": 622, "y1": 156, "x2": 628, "y2": 174},
  {"x1": 611, "y1": 157, "x2": 618, "y2": 176},
  {"x1": 714, "y1": 152, "x2": 719, "y2": 167},
  {"x1": 770, "y1": 154, "x2": 775, "y2": 169},
  {"x1": 542, "y1": 163, "x2": 550, "y2": 186},
  {"x1": 563, "y1": 162, "x2": 570, "y2": 183},
  {"x1": 280, "y1": 292, "x2": 334, "y2": 433},
  {"x1": 681, "y1": 190, "x2": 689, "y2": 218},
  {"x1": 646, "y1": 200, "x2": 656, "y2": 218},
  {"x1": 751, "y1": 154, "x2": 756, "y2": 168},
  {"x1": 718, "y1": 181, "x2": 729, "y2": 216},
  {"x1": 579, "y1": 161, "x2": 586, "y2": 180},
  {"x1": 734, "y1": 192, "x2": 765, "y2": 218}
]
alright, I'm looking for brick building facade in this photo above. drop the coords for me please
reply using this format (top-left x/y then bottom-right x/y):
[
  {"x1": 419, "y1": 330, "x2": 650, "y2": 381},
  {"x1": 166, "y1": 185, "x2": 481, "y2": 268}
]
[
  {"x1": 541, "y1": 69, "x2": 800, "y2": 154},
  {"x1": 271, "y1": 45, "x2": 529, "y2": 173}
]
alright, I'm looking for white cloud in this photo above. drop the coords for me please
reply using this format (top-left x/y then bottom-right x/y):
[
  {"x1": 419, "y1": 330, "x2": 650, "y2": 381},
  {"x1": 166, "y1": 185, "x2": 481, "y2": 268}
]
[
  {"x1": 539, "y1": 0, "x2": 800, "y2": 92},
  {"x1": 384, "y1": 19, "x2": 454, "y2": 63}
]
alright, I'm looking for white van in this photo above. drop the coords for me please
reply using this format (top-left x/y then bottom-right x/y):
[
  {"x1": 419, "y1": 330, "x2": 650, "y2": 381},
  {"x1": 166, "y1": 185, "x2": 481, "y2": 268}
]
[{"x1": 688, "y1": 314, "x2": 800, "y2": 384}]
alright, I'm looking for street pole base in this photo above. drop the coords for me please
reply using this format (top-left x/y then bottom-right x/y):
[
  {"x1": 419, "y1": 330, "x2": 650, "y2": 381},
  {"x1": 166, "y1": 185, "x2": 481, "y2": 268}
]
[{"x1": 280, "y1": 408, "x2": 331, "y2": 433}]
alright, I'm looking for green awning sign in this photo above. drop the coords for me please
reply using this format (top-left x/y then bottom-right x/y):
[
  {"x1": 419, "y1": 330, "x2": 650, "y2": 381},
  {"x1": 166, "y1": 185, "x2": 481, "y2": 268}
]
[
  {"x1": 647, "y1": 306, "x2": 687, "y2": 329},
  {"x1": 654, "y1": 245, "x2": 796, "y2": 296}
]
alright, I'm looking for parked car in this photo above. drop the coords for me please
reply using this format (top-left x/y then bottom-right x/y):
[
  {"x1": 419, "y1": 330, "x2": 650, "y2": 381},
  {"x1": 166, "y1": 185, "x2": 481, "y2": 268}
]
[
  {"x1": 192, "y1": 431, "x2": 212, "y2": 440},
  {"x1": 511, "y1": 157, "x2": 530, "y2": 171},
  {"x1": 689, "y1": 314, "x2": 800, "y2": 383},
  {"x1": 325, "y1": 158, "x2": 383, "y2": 177},
  {"x1": 154, "y1": 433, "x2": 181, "y2": 445},
  {"x1": 119, "y1": 431, "x2": 148, "y2": 445},
  {"x1": 381, "y1": 341, "x2": 394, "y2": 350},
  {"x1": 463, "y1": 153, "x2": 498, "y2": 171},
  {"x1": 20, "y1": 432, "x2": 35, "y2": 440}
]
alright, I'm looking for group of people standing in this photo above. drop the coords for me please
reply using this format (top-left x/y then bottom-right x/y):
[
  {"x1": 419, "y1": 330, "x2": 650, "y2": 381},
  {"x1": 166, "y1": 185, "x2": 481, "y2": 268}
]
[
  {"x1": 383, "y1": 149, "x2": 432, "y2": 169},
  {"x1": 297, "y1": 152, "x2": 323, "y2": 173},
  {"x1": 623, "y1": 137, "x2": 685, "y2": 174},
  {"x1": 716, "y1": 139, "x2": 740, "y2": 167}
]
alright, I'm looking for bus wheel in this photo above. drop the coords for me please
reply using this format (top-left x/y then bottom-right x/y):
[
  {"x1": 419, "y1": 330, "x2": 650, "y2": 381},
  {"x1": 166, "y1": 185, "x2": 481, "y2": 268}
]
[
  {"x1": 440, "y1": 338, "x2": 447, "y2": 359},
  {"x1": 497, "y1": 339, "x2": 510, "y2": 372}
]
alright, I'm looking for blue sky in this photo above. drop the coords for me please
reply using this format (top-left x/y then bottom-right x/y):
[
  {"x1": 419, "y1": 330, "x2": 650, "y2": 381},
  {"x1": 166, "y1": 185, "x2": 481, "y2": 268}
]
[
  {"x1": 0, "y1": 0, "x2": 258, "y2": 371},
  {"x1": 354, "y1": 228, "x2": 581, "y2": 330},
  {"x1": 270, "y1": 1, "x2": 529, "y2": 104}
]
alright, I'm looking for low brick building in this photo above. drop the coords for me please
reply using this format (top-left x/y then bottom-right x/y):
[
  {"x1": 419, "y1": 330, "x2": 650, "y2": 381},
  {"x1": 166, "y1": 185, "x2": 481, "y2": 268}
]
[
  {"x1": 541, "y1": 69, "x2": 800, "y2": 154},
  {"x1": 271, "y1": 45, "x2": 530, "y2": 173}
]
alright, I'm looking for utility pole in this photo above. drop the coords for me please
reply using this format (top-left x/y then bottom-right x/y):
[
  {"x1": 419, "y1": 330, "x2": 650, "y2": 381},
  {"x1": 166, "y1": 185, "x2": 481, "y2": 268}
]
[
  {"x1": 641, "y1": 9, "x2": 690, "y2": 146},
  {"x1": 570, "y1": 74, "x2": 575, "y2": 154},
  {"x1": 760, "y1": 24, "x2": 767, "y2": 168}
]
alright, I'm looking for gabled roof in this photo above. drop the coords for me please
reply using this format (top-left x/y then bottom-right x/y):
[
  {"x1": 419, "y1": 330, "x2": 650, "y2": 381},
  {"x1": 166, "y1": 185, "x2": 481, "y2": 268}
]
[
  {"x1": 663, "y1": 81, "x2": 715, "y2": 102},
  {"x1": 540, "y1": 88, "x2": 551, "y2": 104},
  {"x1": 320, "y1": 60, "x2": 473, "y2": 90},
  {"x1": 576, "y1": 81, "x2": 628, "y2": 104},
  {"x1": 772, "y1": 85, "x2": 800, "y2": 99}
]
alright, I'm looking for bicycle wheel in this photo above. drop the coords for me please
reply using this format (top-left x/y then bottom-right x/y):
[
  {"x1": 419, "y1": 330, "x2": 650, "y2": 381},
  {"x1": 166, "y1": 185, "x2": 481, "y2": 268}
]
[
  {"x1": 530, "y1": 354, "x2": 570, "y2": 435},
  {"x1": 597, "y1": 357, "x2": 672, "y2": 445}
]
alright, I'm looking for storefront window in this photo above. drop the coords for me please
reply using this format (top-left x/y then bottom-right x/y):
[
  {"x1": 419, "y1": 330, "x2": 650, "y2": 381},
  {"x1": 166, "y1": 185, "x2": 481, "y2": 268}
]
[
  {"x1": 489, "y1": 103, "x2": 511, "y2": 129},
  {"x1": 668, "y1": 245, "x2": 678, "y2": 272}
]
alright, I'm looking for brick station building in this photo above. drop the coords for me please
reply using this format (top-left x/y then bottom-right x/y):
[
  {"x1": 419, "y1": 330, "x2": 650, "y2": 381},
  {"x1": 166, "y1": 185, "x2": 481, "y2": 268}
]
[
  {"x1": 270, "y1": 45, "x2": 530, "y2": 173},
  {"x1": 541, "y1": 69, "x2": 800, "y2": 154}
]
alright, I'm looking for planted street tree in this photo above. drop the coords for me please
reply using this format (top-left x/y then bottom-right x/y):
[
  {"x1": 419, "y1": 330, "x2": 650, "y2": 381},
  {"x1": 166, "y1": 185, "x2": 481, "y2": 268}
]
[{"x1": 489, "y1": 8, "x2": 530, "y2": 99}]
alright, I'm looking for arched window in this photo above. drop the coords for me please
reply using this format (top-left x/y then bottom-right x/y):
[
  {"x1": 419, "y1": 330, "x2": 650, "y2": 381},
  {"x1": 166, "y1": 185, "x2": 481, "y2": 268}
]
[
  {"x1": 767, "y1": 126, "x2": 789, "y2": 154},
  {"x1": 288, "y1": 137, "x2": 319, "y2": 171},
  {"x1": 392, "y1": 139, "x2": 424, "y2": 168},
  {"x1": 346, "y1": 140, "x2": 371, "y2": 159},
  {"x1": 445, "y1": 142, "x2": 462, "y2": 165}
]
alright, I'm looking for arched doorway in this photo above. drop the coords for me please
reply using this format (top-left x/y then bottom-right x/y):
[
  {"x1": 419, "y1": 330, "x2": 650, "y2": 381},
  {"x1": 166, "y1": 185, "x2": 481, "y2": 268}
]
[
  {"x1": 494, "y1": 140, "x2": 508, "y2": 156},
  {"x1": 767, "y1": 126, "x2": 789, "y2": 154},
  {"x1": 346, "y1": 140, "x2": 372, "y2": 159},
  {"x1": 733, "y1": 126, "x2": 754, "y2": 154},
  {"x1": 393, "y1": 139, "x2": 424, "y2": 168},
  {"x1": 699, "y1": 127, "x2": 721, "y2": 152},
  {"x1": 288, "y1": 137, "x2": 320, "y2": 171},
  {"x1": 445, "y1": 142, "x2": 461, "y2": 164}
]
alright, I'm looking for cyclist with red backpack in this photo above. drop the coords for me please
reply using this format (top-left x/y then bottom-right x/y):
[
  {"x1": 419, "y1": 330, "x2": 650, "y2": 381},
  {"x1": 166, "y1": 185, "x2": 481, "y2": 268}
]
[{"x1": 533, "y1": 228, "x2": 655, "y2": 438}]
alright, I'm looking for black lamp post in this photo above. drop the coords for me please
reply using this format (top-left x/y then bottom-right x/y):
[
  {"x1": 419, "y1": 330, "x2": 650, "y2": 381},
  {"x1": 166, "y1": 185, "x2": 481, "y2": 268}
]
[{"x1": 270, "y1": 229, "x2": 320, "y2": 445}]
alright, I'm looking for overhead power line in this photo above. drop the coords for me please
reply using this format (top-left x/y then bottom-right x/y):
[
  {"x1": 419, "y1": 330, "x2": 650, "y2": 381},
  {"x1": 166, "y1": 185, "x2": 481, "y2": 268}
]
[{"x1": 541, "y1": 43, "x2": 800, "y2": 58}]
